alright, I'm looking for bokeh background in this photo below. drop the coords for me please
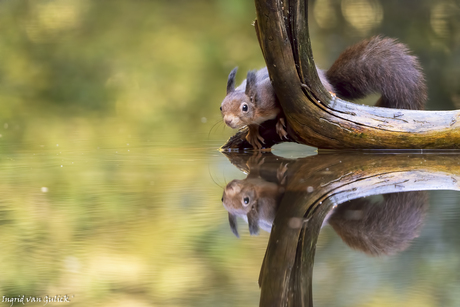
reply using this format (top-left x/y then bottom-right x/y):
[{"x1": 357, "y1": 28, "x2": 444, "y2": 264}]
[
  {"x1": 1, "y1": 0, "x2": 460, "y2": 306},
  {"x1": 1, "y1": 0, "x2": 459, "y2": 142}
]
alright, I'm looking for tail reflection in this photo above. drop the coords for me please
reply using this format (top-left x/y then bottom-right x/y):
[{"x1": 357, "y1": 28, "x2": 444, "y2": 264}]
[{"x1": 328, "y1": 192, "x2": 428, "y2": 256}]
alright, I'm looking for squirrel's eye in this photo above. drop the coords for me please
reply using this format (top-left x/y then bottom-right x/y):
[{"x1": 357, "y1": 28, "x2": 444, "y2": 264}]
[
  {"x1": 242, "y1": 104, "x2": 248, "y2": 112},
  {"x1": 243, "y1": 197, "x2": 250, "y2": 205},
  {"x1": 220, "y1": 106, "x2": 222, "y2": 111},
  {"x1": 221, "y1": 197, "x2": 223, "y2": 202}
]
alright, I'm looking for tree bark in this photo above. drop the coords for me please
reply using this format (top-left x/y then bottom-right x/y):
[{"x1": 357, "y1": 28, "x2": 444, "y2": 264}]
[{"x1": 223, "y1": 0, "x2": 460, "y2": 150}]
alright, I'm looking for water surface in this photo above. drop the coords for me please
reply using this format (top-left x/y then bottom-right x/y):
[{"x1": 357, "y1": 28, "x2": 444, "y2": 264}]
[{"x1": 2, "y1": 132, "x2": 460, "y2": 307}]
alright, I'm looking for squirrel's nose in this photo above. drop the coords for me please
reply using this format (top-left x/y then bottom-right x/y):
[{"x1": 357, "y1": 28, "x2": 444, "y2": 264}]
[{"x1": 225, "y1": 119, "x2": 232, "y2": 127}]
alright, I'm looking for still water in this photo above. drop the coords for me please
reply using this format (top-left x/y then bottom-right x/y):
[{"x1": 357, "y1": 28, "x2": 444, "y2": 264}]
[{"x1": 1, "y1": 128, "x2": 460, "y2": 307}]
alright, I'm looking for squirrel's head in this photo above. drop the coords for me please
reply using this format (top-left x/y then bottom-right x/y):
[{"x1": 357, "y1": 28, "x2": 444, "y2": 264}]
[
  {"x1": 222, "y1": 179, "x2": 260, "y2": 237},
  {"x1": 220, "y1": 68, "x2": 258, "y2": 129}
]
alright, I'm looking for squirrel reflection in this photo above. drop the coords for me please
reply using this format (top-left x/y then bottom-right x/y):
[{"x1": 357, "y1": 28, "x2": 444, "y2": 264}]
[
  {"x1": 327, "y1": 192, "x2": 428, "y2": 256},
  {"x1": 221, "y1": 157, "x2": 428, "y2": 256},
  {"x1": 222, "y1": 155, "x2": 288, "y2": 237}
]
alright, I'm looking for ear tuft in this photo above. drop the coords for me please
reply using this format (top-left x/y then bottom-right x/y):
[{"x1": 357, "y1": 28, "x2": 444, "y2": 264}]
[
  {"x1": 247, "y1": 208, "x2": 260, "y2": 236},
  {"x1": 245, "y1": 70, "x2": 257, "y2": 97},
  {"x1": 228, "y1": 213, "x2": 239, "y2": 238},
  {"x1": 227, "y1": 67, "x2": 238, "y2": 94}
]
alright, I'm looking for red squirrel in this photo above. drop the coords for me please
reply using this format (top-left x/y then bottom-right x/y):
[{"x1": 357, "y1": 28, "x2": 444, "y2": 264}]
[
  {"x1": 222, "y1": 159, "x2": 288, "y2": 237},
  {"x1": 220, "y1": 36, "x2": 427, "y2": 150}
]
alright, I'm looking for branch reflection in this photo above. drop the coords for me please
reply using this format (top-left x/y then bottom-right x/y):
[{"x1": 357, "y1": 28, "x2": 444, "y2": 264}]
[{"x1": 221, "y1": 152, "x2": 460, "y2": 307}]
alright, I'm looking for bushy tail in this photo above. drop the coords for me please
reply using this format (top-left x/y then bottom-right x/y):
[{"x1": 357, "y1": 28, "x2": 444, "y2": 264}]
[{"x1": 326, "y1": 36, "x2": 427, "y2": 110}]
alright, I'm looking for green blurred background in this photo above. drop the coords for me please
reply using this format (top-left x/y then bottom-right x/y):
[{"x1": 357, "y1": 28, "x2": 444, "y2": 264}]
[
  {"x1": 1, "y1": 0, "x2": 459, "y2": 144},
  {"x1": 1, "y1": 0, "x2": 460, "y2": 306}
]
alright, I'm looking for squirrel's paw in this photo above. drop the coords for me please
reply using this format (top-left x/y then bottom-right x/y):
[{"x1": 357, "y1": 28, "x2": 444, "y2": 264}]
[
  {"x1": 276, "y1": 118, "x2": 288, "y2": 140},
  {"x1": 247, "y1": 153, "x2": 265, "y2": 168},
  {"x1": 276, "y1": 163, "x2": 288, "y2": 185},
  {"x1": 246, "y1": 129, "x2": 265, "y2": 150}
]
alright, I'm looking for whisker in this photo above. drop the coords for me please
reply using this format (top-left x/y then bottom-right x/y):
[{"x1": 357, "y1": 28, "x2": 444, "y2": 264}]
[
  {"x1": 208, "y1": 163, "x2": 224, "y2": 189},
  {"x1": 208, "y1": 119, "x2": 224, "y2": 139},
  {"x1": 223, "y1": 170, "x2": 228, "y2": 186},
  {"x1": 221, "y1": 122, "x2": 227, "y2": 133}
]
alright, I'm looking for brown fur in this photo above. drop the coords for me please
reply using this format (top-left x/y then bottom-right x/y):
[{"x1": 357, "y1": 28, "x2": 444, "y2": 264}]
[
  {"x1": 328, "y1": 192, "x2": 428, "y2": 256},
  {"x1": 326, "y1": 36, "x2": 427, "y2": 110},
  {"x1": 221, "y1": 68, "x2": 279, "y2": 129},
  {"x1": 222, "y1": 177, "x2": 284, "y2": 236}
]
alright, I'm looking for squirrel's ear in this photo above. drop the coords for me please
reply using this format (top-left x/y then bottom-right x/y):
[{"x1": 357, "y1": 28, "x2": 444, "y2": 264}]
[
  {"x1": 228, "y1": 213, "x2": 239, "y2": 238},
  {"x1": 245, "y1": 70, "x2": 257, "y2": 99},
  {"x1": 247, "y1": 208, "x2": 260, "y2": 236},
  {"x1": 227, "y1": 67, "x2": 238, "y2": 94}
]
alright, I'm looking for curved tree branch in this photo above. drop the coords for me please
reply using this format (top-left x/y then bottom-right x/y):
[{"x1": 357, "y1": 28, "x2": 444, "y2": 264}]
[{"x1": 223, "y1": 0, "x2": 460, "y2": 150}]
